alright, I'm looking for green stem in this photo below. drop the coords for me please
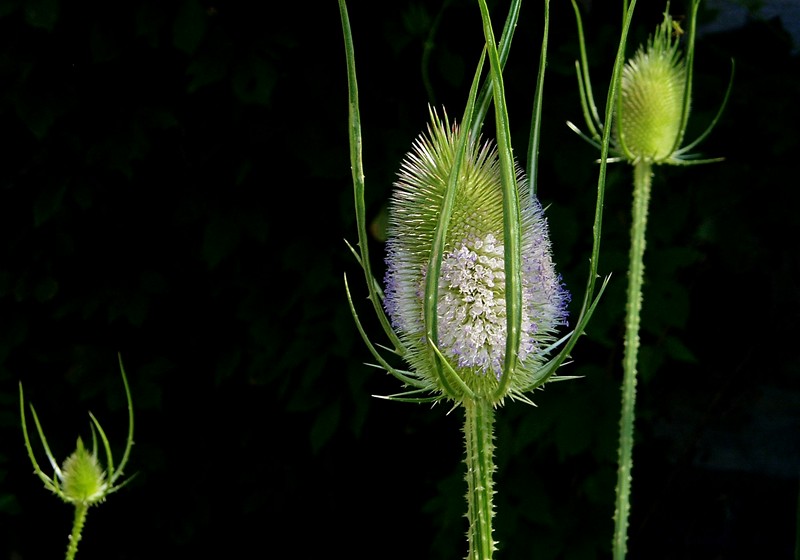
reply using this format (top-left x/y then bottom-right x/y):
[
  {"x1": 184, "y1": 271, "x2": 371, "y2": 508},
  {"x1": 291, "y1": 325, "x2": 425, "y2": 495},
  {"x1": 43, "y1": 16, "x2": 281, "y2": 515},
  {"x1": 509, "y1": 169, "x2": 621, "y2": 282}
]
[
  {"x1": 65, "y1": 503, "x2": 89, "y2": 560},
  {"x1": 463, "y1": 396, "x2": 496, "y2": 560},
  {"x1": 613, "y1": 160, "x2": 652, "y2": 560}
]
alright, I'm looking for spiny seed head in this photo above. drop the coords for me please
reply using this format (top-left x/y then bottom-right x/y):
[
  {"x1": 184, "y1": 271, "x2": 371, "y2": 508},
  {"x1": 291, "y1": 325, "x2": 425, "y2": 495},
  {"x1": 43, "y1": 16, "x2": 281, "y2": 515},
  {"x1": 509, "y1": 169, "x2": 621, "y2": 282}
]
[
  {"x1": 383, "y1": 108, "x2": 570, "y2": 400},
  {"x1": 617, "y1": 6, "x2": 688, "y2": 163}
]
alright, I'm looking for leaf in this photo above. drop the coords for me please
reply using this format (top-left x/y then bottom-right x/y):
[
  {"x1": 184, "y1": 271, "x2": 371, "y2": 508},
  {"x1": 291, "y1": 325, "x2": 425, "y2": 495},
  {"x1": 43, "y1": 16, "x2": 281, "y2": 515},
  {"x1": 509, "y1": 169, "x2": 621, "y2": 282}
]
[
  {"x1": 232, "y1": 55, "x2": 277, "y2": 105},
  {"x1": 0, "y1": 492, "x2": 20, "y2": 515},
  {"x1": 23, "y1": 0, "x2": 58, "y2": 31},
  {"x1": 202, "y1": 213, "x2": 241, "y2": 268},
  {"x1": 173, "y1": 0, "x2": 207, "y2": 54},
  {"x1": 309, "y1": 401, "x2": 340, "y2": 454},
  {"x1": 186, "y1": 49, "x2": 229, "y2": 92},
  {"x1": 33, "y1": 182, "x2": 67, "y2": 226},
  {"x1": 33, "y1": 277, "x2": 58, "y2": 303},
  {"x1": 664, "y1": 335, "x2": 698, "y2": 363},
  {"x1": 0, "y1": 0, "x2": 21, "y2": 18}
]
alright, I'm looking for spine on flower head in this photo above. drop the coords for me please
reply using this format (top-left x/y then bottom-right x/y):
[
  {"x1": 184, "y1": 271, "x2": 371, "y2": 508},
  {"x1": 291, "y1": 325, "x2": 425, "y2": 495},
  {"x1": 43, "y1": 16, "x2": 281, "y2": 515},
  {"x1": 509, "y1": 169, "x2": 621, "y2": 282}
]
[{"x1": 383, "y1": 108, "x2": 570, "y2": 401}]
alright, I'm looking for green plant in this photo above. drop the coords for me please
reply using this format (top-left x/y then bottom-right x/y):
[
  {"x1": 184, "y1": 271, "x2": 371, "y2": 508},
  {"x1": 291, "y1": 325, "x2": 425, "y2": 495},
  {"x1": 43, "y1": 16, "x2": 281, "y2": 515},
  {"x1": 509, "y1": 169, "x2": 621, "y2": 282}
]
[
  {"x1": 18, "y1": 354, "x2": 135, "y2": 560},
  {"x1": 569, "y1": 1, "x2": 732, "y2": 557},
  {"x1": 338, "y1": 0, "x2": 645, "y2": 556}
]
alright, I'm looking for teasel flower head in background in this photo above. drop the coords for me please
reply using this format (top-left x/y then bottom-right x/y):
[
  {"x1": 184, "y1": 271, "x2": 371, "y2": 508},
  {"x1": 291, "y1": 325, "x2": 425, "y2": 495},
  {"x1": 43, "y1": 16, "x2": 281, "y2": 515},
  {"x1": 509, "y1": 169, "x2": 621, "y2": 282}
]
[{"x1": 569, "y1": 0, "x2": 733, "y2": 167}]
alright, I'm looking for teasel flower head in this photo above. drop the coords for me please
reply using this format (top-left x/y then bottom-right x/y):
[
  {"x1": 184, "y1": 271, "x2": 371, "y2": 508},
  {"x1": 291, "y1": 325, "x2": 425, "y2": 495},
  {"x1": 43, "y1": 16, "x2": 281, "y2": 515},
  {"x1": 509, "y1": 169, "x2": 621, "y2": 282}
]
[
  {"x1": 59, "y1": 436, "x2": 110, "y2": 505},
  {"x1": 568, "y1": 0, "x2": 733, "y2": 166},
  {"x1": 381, "y1": 108, "x2": 570, "y2": 402},
  {"x1": 19, "y1": 354, "x2": 136, "y2": 507},
  {"x1": 616, "y1": 5, "x2": 687, "y2": 162}
]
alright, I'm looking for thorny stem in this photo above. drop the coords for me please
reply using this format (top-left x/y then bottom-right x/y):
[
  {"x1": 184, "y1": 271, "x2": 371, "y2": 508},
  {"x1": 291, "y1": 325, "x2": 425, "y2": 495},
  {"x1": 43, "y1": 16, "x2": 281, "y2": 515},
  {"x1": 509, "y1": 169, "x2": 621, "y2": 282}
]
[
  {"x1": 65, "y1": 503, "x2": 88, "y2": 560},
  {"x1": 613, "y1": 160, "x2": 652, "y2": 559},
  {"x1": 464, "y1": 396, "x2": 496, "y2": 560}
]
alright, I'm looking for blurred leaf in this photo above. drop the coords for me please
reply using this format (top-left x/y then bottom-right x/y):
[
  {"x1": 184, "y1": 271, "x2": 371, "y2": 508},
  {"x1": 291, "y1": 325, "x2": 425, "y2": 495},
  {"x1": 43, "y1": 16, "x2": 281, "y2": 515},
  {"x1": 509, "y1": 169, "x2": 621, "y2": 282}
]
[
  {"x1": 436, "y1": 44, "x2": 466, "y2": 89},
  {"x1": 310, "y1": 401, "x2": 340, "y2": 454},
  {"x1": 0, "y1": 0, "x2": 21, "y2": 17},
  {"x1": 186, "y1": 48, "x2": 229, "y2": 92},
  {"x1": 15, "y1": 94, "x2": 58, "y2": 140},
  {"x1": 402, "y1": 2, "x2": 432, "y2": 37},
  {"x1": 235, "y1": 159, "x2": 252, "y2": 186},
  {"x1": 202, "y1": 213, "x2": 241, "y2": 268},
  {"x1": 135, "y1": 1, "x2": 167, "y2": 46},
  {"x1": 173, "y1": 0, "x2": 207, "y2": 54},
  {"x1": 86, "y1": 124, "x2": 150, "y2": 177},
  {"x1": 90, "y1": 22, "x2": 120, "y2": 63},
  {"x1": 0, "y1": 492, "x2": 20, "y2": 515},
  {"x1": 232, "y1": 55, "x2": 276, "y2": 105},
  {"x1": 33, "y1": 276, "x2": 58, "y2": 302},
  {"x1": 644, "y1": 278, "x2": 691, "y2": 331},
  {"x1": 664, "y1": 335, "x2": 698, "y2": 363},
  {"x1": 23, "y1": 0, "x2": 58, "y2": 30},
  {"x1": 33, "y1": 182, "x2": 66, "y2": 226},
  {"x1": 554, "y1": 394, "x2": 594, "y2": 459},
  {"x1": 638, "y1": 343, "x2": 665, "y2": 384},
  {"x1": 139, "y1": 270, "x2": 168, "y2": 295},
  {"x1": 215, "y1": 347, "x2": 242, "y2": 386},
  {"x1": 512, "y1": 474, "x2": 555, "y2": 527},
  {"x1": 0, "y1": 272, "x2": 9, "y2": 298},
  {"x1": 369, "y1": 203, "x2": 390, "y2": 242},
  {"x1": 108, "y1": 293, "x2": 149, "y2": 327}
]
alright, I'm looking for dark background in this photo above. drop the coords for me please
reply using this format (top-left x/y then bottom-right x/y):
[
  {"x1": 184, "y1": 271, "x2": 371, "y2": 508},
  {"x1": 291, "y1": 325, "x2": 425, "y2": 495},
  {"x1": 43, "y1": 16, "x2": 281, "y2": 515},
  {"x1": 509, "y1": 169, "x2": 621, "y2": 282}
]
[{"x1": 1, "y1": 0, "x2": 798, "y2": 558}]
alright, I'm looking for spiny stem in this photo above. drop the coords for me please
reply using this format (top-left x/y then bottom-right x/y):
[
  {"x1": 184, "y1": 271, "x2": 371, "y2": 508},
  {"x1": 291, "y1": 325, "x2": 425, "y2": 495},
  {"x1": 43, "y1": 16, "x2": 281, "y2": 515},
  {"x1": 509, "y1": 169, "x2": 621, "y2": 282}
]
[
  {"x1": 613, "y1": 160, "x2": 652, "y2": 559},
  {"x1": 464, "y1": 396, "x2": 496, "y2": 560},
  {"x1": 65, "y1": 503, "x2": 89, "y2": 560}
]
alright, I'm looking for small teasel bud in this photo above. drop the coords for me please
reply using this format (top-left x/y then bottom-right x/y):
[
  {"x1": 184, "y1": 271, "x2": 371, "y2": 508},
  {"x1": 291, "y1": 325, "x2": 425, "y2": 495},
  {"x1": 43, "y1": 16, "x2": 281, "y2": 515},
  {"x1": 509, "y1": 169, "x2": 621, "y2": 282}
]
[
  {"x1": 383, "y1": 108, "x2": 570, "y2": 400},
  {"x1": 616, "y1": 5, "x2": 687, "y2": 163},
  {"x1": 60, "y1": 437, "x2": 108, "y2": 506}
]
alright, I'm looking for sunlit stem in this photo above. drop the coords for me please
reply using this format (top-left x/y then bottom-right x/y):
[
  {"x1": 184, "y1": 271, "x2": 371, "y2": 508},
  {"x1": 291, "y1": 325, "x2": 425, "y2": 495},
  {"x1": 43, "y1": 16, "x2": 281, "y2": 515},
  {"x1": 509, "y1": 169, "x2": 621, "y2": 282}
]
[
  {"x1": 464, "y1": 396, "x2": 496, "y2": 560},
  {"x1": 65, "y1": 503, "x2": 88, "y2": 560},
  {"x1": 613, "y1": 160, "x2": 652, "y2": 559}
]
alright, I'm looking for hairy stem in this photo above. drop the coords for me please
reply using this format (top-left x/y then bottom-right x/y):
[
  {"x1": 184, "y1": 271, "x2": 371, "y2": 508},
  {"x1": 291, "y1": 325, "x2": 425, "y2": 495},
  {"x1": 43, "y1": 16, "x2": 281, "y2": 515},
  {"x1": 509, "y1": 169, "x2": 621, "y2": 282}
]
[
  {"x1": 65, "y1": 503, "x2": 89, "y2": 560},
  {"x1": 464, "y1": 396, "x2": 496, "y2": 559},
  {"x1": 613, "y1": 160, "x2": 652, "y2": 559}
]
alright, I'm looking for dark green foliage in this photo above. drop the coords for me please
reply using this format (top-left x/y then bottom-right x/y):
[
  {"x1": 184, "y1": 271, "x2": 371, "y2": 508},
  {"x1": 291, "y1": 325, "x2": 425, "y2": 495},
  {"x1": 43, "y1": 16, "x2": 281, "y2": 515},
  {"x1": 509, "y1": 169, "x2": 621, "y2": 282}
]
[{"x1": 0, "y1": 1, "x2": 798, "y2": 558}]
